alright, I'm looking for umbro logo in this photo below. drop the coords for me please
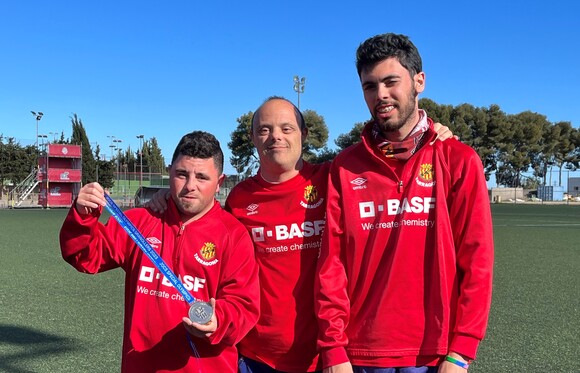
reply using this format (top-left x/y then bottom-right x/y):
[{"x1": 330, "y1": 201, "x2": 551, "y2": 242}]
[
  {"x1": 350, "y1": 177, "x2": 368, "y2": 190},
  {"x1": 147, "y1": 237, "x2": 162, "y2": 244},
  {"x1": 246, "y1": 203, "x2": 259, "y2": 215},
  {"x1": 146, "y1": 237, "x2": 162, "y2": 248}
]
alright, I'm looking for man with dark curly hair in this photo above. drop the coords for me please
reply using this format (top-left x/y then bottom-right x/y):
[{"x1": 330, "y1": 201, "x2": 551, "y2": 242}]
[
  {"x1": 315, "y1": 33, "x2": 494, "y2": 373},
  {"x1": 60, "y1": 131, "x2": 260, "y2": 372}
]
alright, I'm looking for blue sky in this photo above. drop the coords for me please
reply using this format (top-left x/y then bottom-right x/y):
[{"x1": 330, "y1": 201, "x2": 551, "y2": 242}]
[{"x1": 1, "y1": 1, "x2": 578, "y2": 175}]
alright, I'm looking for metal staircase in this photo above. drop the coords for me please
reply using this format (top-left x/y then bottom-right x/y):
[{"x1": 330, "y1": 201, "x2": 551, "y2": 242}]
[{"x1": 9, "y1": 169, "x2": 39, "y2": 207}]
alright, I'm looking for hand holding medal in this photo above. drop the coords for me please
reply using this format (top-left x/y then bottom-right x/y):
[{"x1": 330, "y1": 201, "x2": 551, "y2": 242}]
[{"x1": 183, "y1": 298, "x2": 217, "y2": 338}]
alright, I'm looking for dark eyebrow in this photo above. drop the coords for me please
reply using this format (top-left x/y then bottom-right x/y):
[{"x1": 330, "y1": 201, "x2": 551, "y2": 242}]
[
  {"x1": 362, "y1": 73, "x2": 400, "y2": 87},
  {"x1": 174, "y1": 167, "x2": 209, "y2": 178},
  {"x1": 380, "y1": 74, "x2": 400, "y2": 82},
  {"x1": 361, "y1": 80, "x2": 375, "y2": 88},
  {"x1": 281, "y1": 121, "x2": 299, "y2": 128}
]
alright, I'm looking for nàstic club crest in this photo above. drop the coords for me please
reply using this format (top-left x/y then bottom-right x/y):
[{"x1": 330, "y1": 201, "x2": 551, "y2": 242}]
[
  {"x1": 416, "y1": 163, "x2": 436, "y2": 187},
  {"x1": 300, "y1": 184, "x2": 324, "y2": 209},
  {"x1": 194, "y1": 242, "x2": 219, "y2": 266},
  {"x1": 200, "y1": 242, "x2": 216, "y2": 260},
  {"x1": 304, "y1": 185, "x2": 318, "y2": 202}
]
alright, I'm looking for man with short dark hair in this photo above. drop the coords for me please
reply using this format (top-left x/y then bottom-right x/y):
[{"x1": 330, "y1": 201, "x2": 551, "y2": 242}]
[
  {"x1": 60, "y1": 131, "x2": 260, "y2": 372},
  {"x1": 315, "y1": 33, "x2": 494, "y2": 373}
]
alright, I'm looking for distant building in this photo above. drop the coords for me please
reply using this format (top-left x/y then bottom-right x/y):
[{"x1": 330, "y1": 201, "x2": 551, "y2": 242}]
[
  {"x1": 537, "y1": 185, "x2": 565, "y2": 201},
  {"x1": 569, "y1": 177, "x2": 580, "y2": 198},
  {"x1": 490, "y1": 188, "x2": 524, "y2": 203}
]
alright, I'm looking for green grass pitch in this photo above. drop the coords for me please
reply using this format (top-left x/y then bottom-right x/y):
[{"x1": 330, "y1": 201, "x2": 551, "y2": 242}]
[{"x1": 0, "y1": 204, "x2": 578, "y2": 372}]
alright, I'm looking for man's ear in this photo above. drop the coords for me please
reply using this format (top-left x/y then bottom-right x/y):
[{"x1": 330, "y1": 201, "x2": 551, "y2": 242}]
[
  {"x1": 302, "y1": 126, "x2": 309, "y2": 142},
  {"x1": 414, "y1": 72, "x2": 426, "y2": 94},
  {"x1": 215, "y1": 174, "x2": 226, "y2": 194}
]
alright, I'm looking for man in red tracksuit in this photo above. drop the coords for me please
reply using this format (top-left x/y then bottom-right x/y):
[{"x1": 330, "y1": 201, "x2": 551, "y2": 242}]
[
  {"x1": 60, "y1": 131, "x2": 260, "y2": 373},
  {"x1": 315, "y1": 34, "x2": 494, "y2": 373},
  {"x1": 226, "y1": 97, "x2": 330, "y2": 373}
]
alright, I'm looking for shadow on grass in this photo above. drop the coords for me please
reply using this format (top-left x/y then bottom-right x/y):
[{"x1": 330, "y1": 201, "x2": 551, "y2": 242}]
[{"x1": 0, "y1": 324, "x2": 78, "y2": 373}]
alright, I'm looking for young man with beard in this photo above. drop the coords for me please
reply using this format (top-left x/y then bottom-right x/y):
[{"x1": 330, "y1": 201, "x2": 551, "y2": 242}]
[
  {"x1": 147, "y1": 98, "x2": 454, "y2": 373},
  {"x1": 315, "y1": 34, "x2": 494, "y2": 373},
  {"x1": 60, "y1": 131, "x2": 260, "y2": 372}
]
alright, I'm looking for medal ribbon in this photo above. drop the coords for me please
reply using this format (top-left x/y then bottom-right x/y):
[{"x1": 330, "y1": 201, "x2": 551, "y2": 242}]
[{"x1": 104, "y1": 194, "x2": 196, "y2": 305}]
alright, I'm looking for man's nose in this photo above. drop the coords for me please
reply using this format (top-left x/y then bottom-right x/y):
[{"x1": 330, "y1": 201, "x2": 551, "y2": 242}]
[
  {"x1": 184, "y1": 177, "x2": 197, "y2": 191},
  {"x1": 377, "y1": 84, "x2": 390, "y2": 101},
  {"x1": 270, "y1": 126, "x2": 283, "y2": 140}
]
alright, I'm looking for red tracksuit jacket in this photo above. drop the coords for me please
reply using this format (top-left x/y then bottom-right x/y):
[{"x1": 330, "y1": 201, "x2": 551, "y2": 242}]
[
  {"x1": 60, "y1": 199, "x2": 260, "y2": 372},
  {"x1": 226, "y1": 161, "x2": 330, "y2": 372},
  {"x1": 315, "y1": 120, "x2": 494, "y2": 368}
]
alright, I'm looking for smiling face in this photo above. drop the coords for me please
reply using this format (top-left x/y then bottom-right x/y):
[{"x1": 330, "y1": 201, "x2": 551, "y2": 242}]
[
  {"x1": 169, "y1": 155, "x2": 224, "y2": 223},
  {"x1": 251, "y1": 99, "x2": 307, "y2": 179},
  {"x1": 360, "y1": 57, "x2": 425, "y2": 140}
]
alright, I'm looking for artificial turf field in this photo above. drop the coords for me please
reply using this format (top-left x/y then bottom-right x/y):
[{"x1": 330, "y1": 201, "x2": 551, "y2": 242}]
[{"x1": 0, "y1": 204, "x2": 578, "y2": 372}]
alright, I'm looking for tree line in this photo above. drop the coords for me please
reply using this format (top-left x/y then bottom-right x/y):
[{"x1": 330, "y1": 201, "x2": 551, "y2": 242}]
[
  {"x1": 2, "y1": 99, "x2": 579, "y2": 194},
  {"x1": 229, "y1": 98, "x2": 579, "y2": 189}
]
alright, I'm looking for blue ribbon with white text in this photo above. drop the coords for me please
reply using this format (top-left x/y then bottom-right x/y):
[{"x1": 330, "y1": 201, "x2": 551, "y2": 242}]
[{"x1": 104, "y1": 194, "x2": 196, "y2": 305}]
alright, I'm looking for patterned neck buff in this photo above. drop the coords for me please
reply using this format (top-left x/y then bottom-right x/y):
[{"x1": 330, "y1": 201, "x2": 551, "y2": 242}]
[{"x1": 373, "y1": 110, "x2": 430, "y2": 161}]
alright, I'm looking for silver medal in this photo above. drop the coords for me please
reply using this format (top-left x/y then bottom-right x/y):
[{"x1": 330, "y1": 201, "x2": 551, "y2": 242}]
[{"x1": 188, "y1": 301, "x2": 213, "y2": 324}]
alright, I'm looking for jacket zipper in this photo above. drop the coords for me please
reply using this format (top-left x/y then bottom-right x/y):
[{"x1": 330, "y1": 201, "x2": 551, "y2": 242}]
[{"x1": 175, "y1": 223, "x2": 186, "y2": 271}]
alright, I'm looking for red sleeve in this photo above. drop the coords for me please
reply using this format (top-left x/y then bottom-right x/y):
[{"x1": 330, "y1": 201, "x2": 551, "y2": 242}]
[
  {"x1": 314, "y1": 162, "x2": 350, "y2": 368},
  {"x1": 59, "y1": 203, "x2": 130, "y2": 273},
  {"x1": 446, "y1": 146, "x2": 494, "y2": 359},
  {"x1": 208, "y1": 220, "x2": 260, "y2": 347}
]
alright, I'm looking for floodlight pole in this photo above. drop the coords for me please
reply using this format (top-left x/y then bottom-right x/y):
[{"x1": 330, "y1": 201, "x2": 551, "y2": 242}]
[
  {"x1": 293, "y1": 76, "x2": 306, "y2": 109},
  {"x1": 31, "y1": 111, "x2": 44, "y2": 152},
  {"x1": 113, "y1": 139, "x2": 123, "y2": 195},
  {"x1": 109, "y1": 145, "x2": 115, "y2": 163},
  {"x1": 136, "y1": 134, "x2": 144, "y2": 203},
  {"x1": 107, "y1": 135, "x2": 116, "y2": 160},
  {"x1": 136, "y1": 135, "x2": 144, "y2": 189},
  {"x1": 37, "y1": 134, "x2": 48, "y2": 151}
]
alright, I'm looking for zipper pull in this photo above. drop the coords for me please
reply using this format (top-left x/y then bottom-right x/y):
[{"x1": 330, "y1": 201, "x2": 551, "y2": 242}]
[{"x1": 398, "y1": 180, "x2": 404, "y2": 193}]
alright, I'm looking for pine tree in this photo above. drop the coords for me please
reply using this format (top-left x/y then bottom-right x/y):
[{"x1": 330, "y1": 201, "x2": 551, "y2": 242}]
[{"x1": 70, "y1": 114, "x2": 96, "y2": 185}]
